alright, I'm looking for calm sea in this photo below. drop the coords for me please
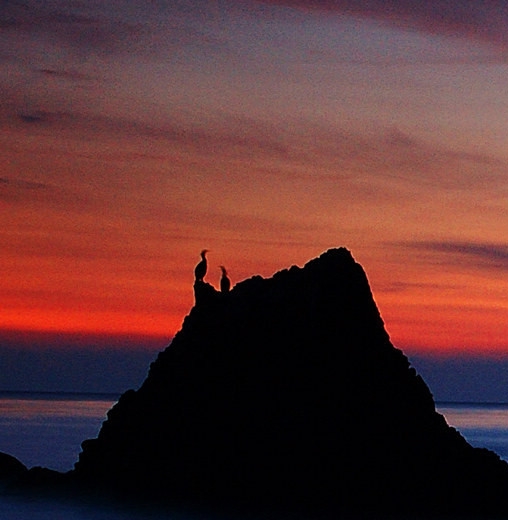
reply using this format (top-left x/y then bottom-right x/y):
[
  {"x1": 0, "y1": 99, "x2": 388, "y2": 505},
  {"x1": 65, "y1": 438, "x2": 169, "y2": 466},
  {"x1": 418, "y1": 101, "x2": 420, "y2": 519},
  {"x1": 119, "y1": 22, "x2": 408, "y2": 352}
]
[
  {"x1": 0, "y1": 393, "x2": 507, "y2": 518},
  {"x1": 438, "y1": 402, "x2": 508, "y2": 461}
]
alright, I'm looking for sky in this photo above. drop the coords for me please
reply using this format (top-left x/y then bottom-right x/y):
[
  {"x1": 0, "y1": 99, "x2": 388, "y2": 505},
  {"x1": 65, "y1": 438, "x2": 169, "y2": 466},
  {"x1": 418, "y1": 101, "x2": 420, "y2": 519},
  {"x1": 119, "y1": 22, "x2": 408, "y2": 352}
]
[{"x1": 2, "y1": 0, "x2": 508, "y2": 396}]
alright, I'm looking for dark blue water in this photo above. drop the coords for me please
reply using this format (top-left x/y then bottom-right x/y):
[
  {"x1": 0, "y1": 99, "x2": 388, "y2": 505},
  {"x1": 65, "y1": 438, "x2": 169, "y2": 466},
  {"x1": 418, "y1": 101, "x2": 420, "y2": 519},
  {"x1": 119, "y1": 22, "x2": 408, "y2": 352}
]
[
  {"x1": 0, "y1": 394, "x2": 506, "y2": 518},
  {"x1": 0, "y1": 494, "x2": 188, "y2": 520},
  {"x1": 0, "y1": 392, "x2": 116, "y2": 472},
  {"x1": 438, "y1": 402, "x2": 508, "y2": 462},
  {"x1": 0, "y1": 393, "x2": 217, "y2": 519}
]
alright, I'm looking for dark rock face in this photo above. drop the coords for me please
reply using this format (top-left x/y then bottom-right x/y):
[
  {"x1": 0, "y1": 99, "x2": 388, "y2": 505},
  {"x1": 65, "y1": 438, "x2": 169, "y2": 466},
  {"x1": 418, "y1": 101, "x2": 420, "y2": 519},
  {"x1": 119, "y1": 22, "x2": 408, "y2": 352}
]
[
  {"x1": 72, "y1": 248, "x2": 508, "y2": 515},
  {"x1": 0, "y1": 452, "x2": 27, "y2": 482}
]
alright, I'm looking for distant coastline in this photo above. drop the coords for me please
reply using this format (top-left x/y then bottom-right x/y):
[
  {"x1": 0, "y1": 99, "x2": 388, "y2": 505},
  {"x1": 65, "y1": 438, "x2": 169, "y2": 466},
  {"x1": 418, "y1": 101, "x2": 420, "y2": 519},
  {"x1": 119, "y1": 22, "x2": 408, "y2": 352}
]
[
  {"x1": 1, "y1": 391, "x2": 508, "y2": 407},
  {"x1": 437, "y1": 400, "x2": 508, "y2": 408},
  {"x1": 0, "y1": 390, "x2": 119, "y2": 401}
]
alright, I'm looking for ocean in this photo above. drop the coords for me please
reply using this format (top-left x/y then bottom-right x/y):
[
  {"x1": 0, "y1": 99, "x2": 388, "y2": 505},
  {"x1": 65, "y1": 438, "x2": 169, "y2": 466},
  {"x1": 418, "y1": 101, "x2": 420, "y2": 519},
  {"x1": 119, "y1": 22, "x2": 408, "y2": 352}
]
[{"x1": 0, "y1": 393, "x2": 507, "y2": 519}]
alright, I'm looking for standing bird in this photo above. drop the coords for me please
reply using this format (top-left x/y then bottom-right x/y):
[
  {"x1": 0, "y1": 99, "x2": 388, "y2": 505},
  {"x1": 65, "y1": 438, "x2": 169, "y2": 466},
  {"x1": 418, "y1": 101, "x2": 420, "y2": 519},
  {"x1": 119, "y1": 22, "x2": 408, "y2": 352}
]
[
  {"x1": 194, "y1": 249, "x2": 208, "y2": 282},
  {"x1": 220, "y1": 266, "x2": 231, "y2": 293}
]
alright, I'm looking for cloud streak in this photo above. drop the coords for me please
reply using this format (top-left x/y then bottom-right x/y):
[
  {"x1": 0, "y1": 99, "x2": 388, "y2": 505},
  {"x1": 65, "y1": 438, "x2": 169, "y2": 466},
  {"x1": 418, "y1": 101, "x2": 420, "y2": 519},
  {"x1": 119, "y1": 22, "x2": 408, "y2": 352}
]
[
  {"x1": 0, "y1": 0, "x2": 145, "y2": 54},
  {"x1": 4, "y1": 100, "x2": 506, "y2": 197},
  {"x1": 0, "y1": 174, "x2": 94, "y2": 215},
  {"x1": 263, "y1": 0, "x2": 508, "y2": 50},
  {"x1": 0, "y1": 176, "x2": 51, "y2": 192},
  {"x1": 4, "y1": 108, "x2": 290, "y2": 161},
  {"x1": 0, "y1": 0, "x2": 232, "y2": 63},
  {"x1": 36, "y1": 68, "x2": 94, "y2": 81},
  {"x1": 400, "y1": 241, "x2": 508, "y2": 273}
]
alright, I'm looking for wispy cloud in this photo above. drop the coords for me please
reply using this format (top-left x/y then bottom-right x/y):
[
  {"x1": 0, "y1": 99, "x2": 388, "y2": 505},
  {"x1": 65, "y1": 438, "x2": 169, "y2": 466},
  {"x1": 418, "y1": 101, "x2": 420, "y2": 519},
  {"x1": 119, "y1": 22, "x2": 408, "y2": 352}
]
[
  {"x1": 15, "y1": 110, "x2": 76, "y2": 126},
  {"x1": 0, "y1": 176, "x2": 50, "y2": 192},
  {"x1": 17, "y1": 113, "x2": 44, "y2": 124},
  {"x1": 399, "y1": 241, "x2": 508, "y2": 272},
  {"x1": 3, "y1": 107, "x2": 291, "y2": 160},
  {"x1": 276, "y1": 125, "x2": 508, "y2": 192},
  {"x1": 35, "y1": 68, "x2": 94, "y2": 81},
  {"x1": 0, "y1": 175, "x2": 92, "y2": 212},
  {"x1": 0, "y1": 1, "x2": 145, "y2": 54},
  {"x1": 377, "y1": 280, "x2": 462, "y2": 294},
  {"x1": 0, "y1": 1, "x2": 231, "y2": 61},
  {"x1": 4, "y1": 100, "x2": 507, "y2": 197},
  {"x1": 263, "y1": 0, "x2": 508, "y2": 51}
]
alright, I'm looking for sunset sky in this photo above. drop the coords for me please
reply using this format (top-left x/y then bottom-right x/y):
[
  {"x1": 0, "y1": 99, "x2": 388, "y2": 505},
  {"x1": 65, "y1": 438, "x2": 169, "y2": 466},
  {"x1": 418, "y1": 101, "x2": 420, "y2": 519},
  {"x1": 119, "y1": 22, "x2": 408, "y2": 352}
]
[{"x1": 3, "y1": 0, "x2": 508, "y2": 378}]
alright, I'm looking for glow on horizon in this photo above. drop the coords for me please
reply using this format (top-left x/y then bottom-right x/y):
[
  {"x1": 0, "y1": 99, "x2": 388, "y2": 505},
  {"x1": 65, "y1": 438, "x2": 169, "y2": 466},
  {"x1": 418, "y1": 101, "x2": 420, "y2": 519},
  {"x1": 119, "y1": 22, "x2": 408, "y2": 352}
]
[{"x1": 2, "y1": 0, "x2": 508, "y2": 354}]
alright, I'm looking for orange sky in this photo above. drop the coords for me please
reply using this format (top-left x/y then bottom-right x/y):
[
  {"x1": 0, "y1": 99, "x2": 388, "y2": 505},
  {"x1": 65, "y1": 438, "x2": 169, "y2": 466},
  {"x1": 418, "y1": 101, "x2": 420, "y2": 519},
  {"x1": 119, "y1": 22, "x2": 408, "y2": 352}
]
[{"x1": 2, "y1": 1, "x2": 508, "y2": 356}]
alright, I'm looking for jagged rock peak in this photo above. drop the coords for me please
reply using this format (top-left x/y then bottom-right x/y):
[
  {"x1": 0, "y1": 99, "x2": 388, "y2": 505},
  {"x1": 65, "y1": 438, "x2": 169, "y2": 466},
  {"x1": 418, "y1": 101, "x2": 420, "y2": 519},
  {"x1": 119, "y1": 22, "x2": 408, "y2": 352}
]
[
  {"x1": 72, "y1": 247, "x2": 508, "y2": 517},
  {"x1": 192, "y1": 247, "x2": 358, "y2": 303}
]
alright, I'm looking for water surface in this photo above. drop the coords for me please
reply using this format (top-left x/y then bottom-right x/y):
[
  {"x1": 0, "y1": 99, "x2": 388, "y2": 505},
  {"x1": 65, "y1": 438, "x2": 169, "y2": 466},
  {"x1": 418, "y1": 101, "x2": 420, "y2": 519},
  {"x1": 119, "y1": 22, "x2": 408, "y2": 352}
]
[
  {"x1": 0, "y1": 392, "x2": 116, "y2": 472},
  {"x1": 438, "y1": 402, "x2": 508, "y2": 461},
  {"x1": 0, "y1": 395, "x2": 506, "y2": 519}
]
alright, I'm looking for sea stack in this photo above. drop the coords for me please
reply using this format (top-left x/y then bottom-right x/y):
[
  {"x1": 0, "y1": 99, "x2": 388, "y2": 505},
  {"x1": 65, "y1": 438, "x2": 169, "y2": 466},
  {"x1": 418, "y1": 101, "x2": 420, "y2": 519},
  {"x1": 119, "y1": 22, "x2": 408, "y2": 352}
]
[{"x1": 72, "y1": 248, "x2": 508, "y2": 516}]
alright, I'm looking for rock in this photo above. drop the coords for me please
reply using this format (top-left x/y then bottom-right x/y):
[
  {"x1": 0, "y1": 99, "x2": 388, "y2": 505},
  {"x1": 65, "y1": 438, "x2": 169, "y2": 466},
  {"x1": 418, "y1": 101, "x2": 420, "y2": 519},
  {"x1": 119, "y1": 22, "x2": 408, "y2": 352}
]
[
  {"x1": 0, "y1": 452, "x2": 27, "y2": 481},
  {"x1": 71, "y1": 248, "x2": 508, "y2": 516},
  {"x1": 15, "y1": 466, "x2": 66, "y2": 488}
]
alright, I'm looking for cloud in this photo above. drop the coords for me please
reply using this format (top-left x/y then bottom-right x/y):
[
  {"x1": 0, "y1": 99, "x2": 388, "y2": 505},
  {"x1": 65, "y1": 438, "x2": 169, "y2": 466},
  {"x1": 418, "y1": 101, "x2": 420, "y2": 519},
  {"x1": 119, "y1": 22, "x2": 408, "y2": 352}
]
[
  {"x1": 4, "y1": 106, "x2": 291, "y2": 161},
  {"x1": 376, "y1": 280, "x2": 460, "y2": 294},
  {"x1": 0, "y1": 1, "x2": 146, "y2": 55},
  {"x1": 379, "y1": 131, "x2": 506, "y2": 190},
  {"x1": 0, "y1": 176, "x2": 90, "y2": 222},
  {"x1": 0, "y1": 1, "x2": 230, "y2": 61},
  {"x1": 0, "y1": 175, "x2": 90, "y2": 212},
  {"x1": 15, "y1": 110, "x2": 76, "y2": 126},
  {"x1": 18, "y1": 111, "x2": 55, "y2": 124},
  {"x1": 0, "y1": 176, "x2": 50, "y2": 192},
  {"x1": 399, "y1": 240, "x2": 508, "y2": 272},
  {"x1": 280, "y1": 125, "x2": 508, "y2": 192},
  {"x1": 36, "y1": 68, "x2": 94, "y2": 81},
  {"x1": 263, "y1": 0, "x2": 508, "y2": 50},
  {"x1": 5, "y1": 99, "x2": 507, "y2": 197}
]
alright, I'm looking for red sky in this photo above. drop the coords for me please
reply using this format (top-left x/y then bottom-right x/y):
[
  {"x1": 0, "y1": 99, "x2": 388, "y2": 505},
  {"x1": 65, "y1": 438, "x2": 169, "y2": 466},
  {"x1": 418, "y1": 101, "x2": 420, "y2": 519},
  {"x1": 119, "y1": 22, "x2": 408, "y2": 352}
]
[{"x1": 2, "y1": 0, "x2": 508, "y2": 356}]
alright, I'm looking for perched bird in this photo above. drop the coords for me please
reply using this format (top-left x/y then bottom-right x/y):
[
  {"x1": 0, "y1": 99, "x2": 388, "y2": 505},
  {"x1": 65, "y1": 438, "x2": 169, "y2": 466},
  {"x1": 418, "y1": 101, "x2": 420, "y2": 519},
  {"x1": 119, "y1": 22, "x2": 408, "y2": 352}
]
[
  {"x1": 194, "y1": 249, "x2": 208, "y2": 282},
  {"x1": 220, "y1": 265, "x2": 231, "y2": 293}
]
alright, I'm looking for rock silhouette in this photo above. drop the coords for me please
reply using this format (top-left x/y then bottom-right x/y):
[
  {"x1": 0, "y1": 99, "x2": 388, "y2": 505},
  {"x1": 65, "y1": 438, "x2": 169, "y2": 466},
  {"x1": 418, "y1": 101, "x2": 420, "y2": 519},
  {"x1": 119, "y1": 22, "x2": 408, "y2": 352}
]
[
  {"x1": 0, "y1": 452, "x2": 27, "y2": 481},
  {"x1": 19, "y1": 248, "x2": 508, "y2": 516}
]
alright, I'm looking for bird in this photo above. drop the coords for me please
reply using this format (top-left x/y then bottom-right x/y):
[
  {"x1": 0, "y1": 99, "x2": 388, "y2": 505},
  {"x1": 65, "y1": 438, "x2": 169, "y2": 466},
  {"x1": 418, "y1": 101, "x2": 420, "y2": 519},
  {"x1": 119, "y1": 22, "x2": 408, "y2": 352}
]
[
  {"x1": 219, "y1": 265, "x2": 231, "y2": 293},
  {"x1": 194, "y1": 249, "x2": 208, "y2": 282}
]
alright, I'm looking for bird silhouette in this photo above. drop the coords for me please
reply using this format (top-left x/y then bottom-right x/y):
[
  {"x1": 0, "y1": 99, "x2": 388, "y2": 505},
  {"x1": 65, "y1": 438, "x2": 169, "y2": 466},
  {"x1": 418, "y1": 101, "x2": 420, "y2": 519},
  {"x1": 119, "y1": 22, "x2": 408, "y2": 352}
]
[
  {"x1": 220, "y1": 265, "x2": 231, "y2": 293},
  {"x1": 194, "y1": 250, "x2": 208, "y2": 282}
]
